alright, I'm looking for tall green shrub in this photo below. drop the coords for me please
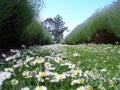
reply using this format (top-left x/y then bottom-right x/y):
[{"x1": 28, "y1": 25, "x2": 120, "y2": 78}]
[
  {"x1": 63, "y1": 0, "x2": 120, "y2": 44},
  {"x1": 0, "y1": 0, "x2": 43, "y2": 49},
  {"x1": 20, "y1": 20, "x2": 53, "y2": 45}
]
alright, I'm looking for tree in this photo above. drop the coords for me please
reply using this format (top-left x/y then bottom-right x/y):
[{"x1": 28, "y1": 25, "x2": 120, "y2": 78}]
[{"x1": 42, "y1": 15, "x2": 68, "y2": 43}]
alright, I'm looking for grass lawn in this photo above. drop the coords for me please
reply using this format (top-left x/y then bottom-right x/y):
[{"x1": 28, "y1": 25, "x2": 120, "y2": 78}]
[{"x1": 0, "y1": 44, "x2": 120, "y2": 90}]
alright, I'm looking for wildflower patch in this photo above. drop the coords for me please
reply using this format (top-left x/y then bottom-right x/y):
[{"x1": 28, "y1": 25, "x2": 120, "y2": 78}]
[{"x1": 0, "y1": 44, "x2": 120, "y2": 90}]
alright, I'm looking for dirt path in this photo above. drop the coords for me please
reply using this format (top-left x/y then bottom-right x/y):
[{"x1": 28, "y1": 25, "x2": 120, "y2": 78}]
[{"x1": 41, "y1": 44, "x2": 66, "y2": 53}]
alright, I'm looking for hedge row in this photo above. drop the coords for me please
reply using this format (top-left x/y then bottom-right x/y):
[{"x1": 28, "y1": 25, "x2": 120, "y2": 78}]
[
  {"x1": 20, "y1": 20, "x2": 53, "y2": 46},
  {"x1": 0, "y1": 0, "x2": 53, "y2": 49},
  {"x1": 63, "y1": 0, "x2": 120, "y2": 44}
]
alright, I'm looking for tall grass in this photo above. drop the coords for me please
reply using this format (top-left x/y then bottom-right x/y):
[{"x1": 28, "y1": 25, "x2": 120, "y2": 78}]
[
  {"x1": 20, "y1": 20, "x2": 53, "y2": 45},
  {"x1": 63, "y1": 0, "x2": 120, "y2": 44},
  {"x1": 0, "y1": 0, "x2": 45, "y2": 49}
]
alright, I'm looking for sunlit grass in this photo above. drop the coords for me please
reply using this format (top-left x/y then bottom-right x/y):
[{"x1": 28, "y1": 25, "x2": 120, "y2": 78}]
[{"x1": 0, "y1": 44, "x2": 120, "y2": 90}]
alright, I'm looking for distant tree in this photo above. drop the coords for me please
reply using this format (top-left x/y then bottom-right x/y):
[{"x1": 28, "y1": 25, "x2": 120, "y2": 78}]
[{"x1": 42, "y1": 15, "x2": 68, "y2": 43}]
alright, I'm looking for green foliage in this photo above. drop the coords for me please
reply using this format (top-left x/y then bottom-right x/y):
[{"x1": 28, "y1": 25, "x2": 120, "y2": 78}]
[
  {"x1": 43, "y1": 15, "x2": 68, "y2": 43},
  {"x1": 0, "y1": 0, "x2": 33, "y2": 48},
  {"x1": 0, "y1": 0, "x2": 44, "y2": 49},
  {"x1": 63, "y1": 0, "x2": 120, "y2": 44},
  {"x1": 20, "y1": 20, "x2": 53, "y2": 45}
]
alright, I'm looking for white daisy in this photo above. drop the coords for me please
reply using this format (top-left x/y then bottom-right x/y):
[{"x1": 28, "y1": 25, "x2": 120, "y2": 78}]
[
  {"x1": 71, "y1": 80, "x2": 79, "y2": 86},
  {"x1": 73, "y1": 53, "x2": 80, "y2": 57},
  {"x1": 34, "y1": 86, "x2": 47, "y2": 90},
  {"x1": 4, "y1": 68, "x2": 14, "y2": 72},
  {"x1": 21, "y1": 87, "x2": 30, "y2": 90},
  {"x1": 56, "y1": 74, "x2": 66, "y2": 81},
  {"x1": 11, "y1": 79, "x2": 19, "y2": 85},
  {"x1": 77, "y1": 86, "x2": 86, "y2": 90},
  {"x1": 0, "y1": 71, "x2": 11, "y2": 89}
]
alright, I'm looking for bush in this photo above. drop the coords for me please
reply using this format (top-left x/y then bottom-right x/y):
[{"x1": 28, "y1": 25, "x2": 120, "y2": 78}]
[
  {"x1": 0, "y1": 0, "x2": 44, "y2": 49},
  {"x1": 20, "y1": 20, "x2": 53, "y2": 46},
  {"x1": 63, "y1": 0, "x2": 120, "y2": 44},
  {"x1": 88, "y1": 29, "x2": 120, "y2": 44}
]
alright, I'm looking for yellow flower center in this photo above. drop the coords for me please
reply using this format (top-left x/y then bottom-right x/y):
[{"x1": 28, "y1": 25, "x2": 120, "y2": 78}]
[
  {"x1": 38, "y1": 87, "x2": 43, "y2": 90},
  {"x1": 41, "y1": 72, "x2": 46, "y2": 77},
  {"x1": 88, "y1": 87, "x2": 92, "y2": 90},
  {"x1": 46, "y1": 64, "x2": 49, "y2": 66},
  {"x1": 79, "y1": 79, "x2": 83, "y2": 83},
  {"x1": 59, "y1": 75, "x2": 64, "y2": 79}
]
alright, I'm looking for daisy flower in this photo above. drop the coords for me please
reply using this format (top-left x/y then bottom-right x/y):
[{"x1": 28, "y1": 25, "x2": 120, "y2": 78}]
[
  {"x1": 21, "y1": 87, "x2": 30, "y2": 90},
  {"x1": 0, "y1": 71, "x2": 11, "y2": 80},
  {"x1": 44, "y1": 62, "x2": 52, "y2": 69},
  {"x1": 11, "y1": 79, "x2": 19, "y2": 85},
  {"x1": 77, "y1": 86, "x2": 86, "y2": 90},
  {"x1": 78, "y1": 78, "x2": 84, "y2": 84},
  {"x1": 34, "y1": 86, "x2": 47, "y2": 90},
  {"x1": 34, "y1": 57, "x2": 45, "y2": 64},
  {"x1": 0, "y1": 71, "x2": 11, "y2": 88},
  {"x1": 22, "y1": 71, "x2": 31, "y2": 78},
  {"x1": 85, "y1": 85, "x2": 93, "y2": 90},
  {"x1": 71, "y1": 80, "x2": 79, "y2": 86},
  {"x1": 56, "y1": 74, "x2": 66, "y2": 81},
  {"x1": 4, "y1": 68, "x2": 14, "y2": 72},
  {"x1": 73, "y1": 53, "x2": 80, "y2": 57}
]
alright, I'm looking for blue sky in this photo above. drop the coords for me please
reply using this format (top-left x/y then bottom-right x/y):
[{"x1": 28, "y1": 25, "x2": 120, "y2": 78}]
[{"x1": 40, "y1": 0, "x2": 115, "y2": 36}]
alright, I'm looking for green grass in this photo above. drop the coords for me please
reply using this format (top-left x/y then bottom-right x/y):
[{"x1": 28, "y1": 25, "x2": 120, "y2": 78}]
[
  {"x1": 20, "y1": 20, "x2": 53, "y2": 45},
  {"x1": 63, "y1": 0, "x2": 120, "y2": 44},
  {"x1": 0, "y1": 44, "x2": 120, "y2": 90}
]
